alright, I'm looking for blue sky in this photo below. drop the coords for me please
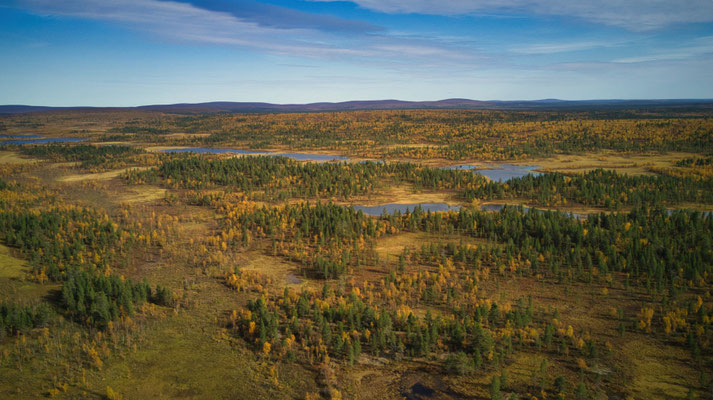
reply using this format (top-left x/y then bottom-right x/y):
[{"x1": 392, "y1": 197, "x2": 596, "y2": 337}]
[{"x1": 1, "y1": 0, "x2": 712, "y2": 106}]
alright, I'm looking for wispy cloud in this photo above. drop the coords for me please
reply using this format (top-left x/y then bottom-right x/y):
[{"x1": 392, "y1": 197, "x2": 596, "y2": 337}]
[
  {"x1": 511, "y1": 41, "x2": 616, "y2": 55},
  {"x1": 613, "y1": 36, "x2": 713, "y2": 63},
  {"x1": 310, "y1": 0, "x2": 713, "y2": 30},
  {"x1": 176, "y1": 0, "x2": 383, "y2": 33},
  {"x1": 15, "y1": 0, "x2": 478, "y2": 64}
]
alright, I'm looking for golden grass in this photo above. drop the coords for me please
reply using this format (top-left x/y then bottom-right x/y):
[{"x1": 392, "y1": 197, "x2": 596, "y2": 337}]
[
  {"x1": 57, "y1": 166, "x2": 152, "y2": 182},
  {"x1": 339, "y1": 184, "x2": 461, "y2": 207},
  {"x1": 623, "y1": 339, "x2": 694, "y2": 399},
  {"x1": 88, "y1": 314, "x2": 298, "y2": 400},
  {"x1": 0, "y1": 244, "x2": 59, "y2": 303},
  {"x1": 527, "y1": 151, "x2": 698, "y2": 176},
  {"x1": 117, "y1": 185, "x2": 167, "y2": 203},
  {"x1": 237, "y1": 252, "x2": 314, "y2": 289},
  {"x1": 374, "y1": 232, "x2": 486, "y2": 262},
  {"x1": 0, "y1": 151, "x2": 36, "y2": 165},
  {"x1": 0, "y1": 245, "x2": 25, "y2": 280}
]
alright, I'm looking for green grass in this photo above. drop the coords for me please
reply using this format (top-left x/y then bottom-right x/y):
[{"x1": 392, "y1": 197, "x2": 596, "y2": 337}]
[
  {"x1": 86, "y1": 312, "x2": 316, "y2": 399},
  {"x1": 0, "y1": 244, "x2": 58, "y2": 302}
]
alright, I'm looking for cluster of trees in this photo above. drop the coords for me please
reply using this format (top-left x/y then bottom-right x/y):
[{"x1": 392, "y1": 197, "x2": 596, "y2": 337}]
[
  {"x1": 228, "y1": 246, "x2": 604, "y2": 383},
  {"x1": 233, "y1": 282, "x2": 543, "y2": 370},
  {"x1": 18, "y1": 144, "x2": 154, "y2": 171},
  {"x1": 0, "y1": 207, "x2": 126, "y2": 281},
  {"x1": 61, "y1": 269, "x2": 171, "y2": 328},
  {"x1": 126, "y1": 155, "x2": 490, "y2": 202},
  {"x1": 219, "y1": 199, "x2": 712, "y2": 373},
  {"x1": 128, "y1": 156, "x2": 383, "y2": 199},
  {"x1": 222, "y1": 202, "x2": 386, "y2": 278},
  {"x1": 108, "y1": 126, "x2": 169, "y2": 135},
  {"x1": 129, "y1": 155, "x2": 713, "y2": 212},
  {"x1": 0, "y1": 302, "x2": 53, "y2": 337},
  {"x1": 465, "y1": 168, "x2": 713, "y2": 207},
  {"x1": 217, "y1": 195, "x2": 712, "y2": 290},
  {"x1": 676, "y1": 156, "x2": 713, "y2": 167},
  {"x1": 219, "y1": 201, "x2": 712, "y2": 394}
]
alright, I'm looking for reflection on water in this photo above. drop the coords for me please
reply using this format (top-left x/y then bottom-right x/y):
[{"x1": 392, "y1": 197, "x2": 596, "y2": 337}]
[
  {"x1": 352, "y1": 203, "x2": 460, "y2": 216},
  {"x1": 444, "y1": 163, "x2": 542, "y2": 182}
]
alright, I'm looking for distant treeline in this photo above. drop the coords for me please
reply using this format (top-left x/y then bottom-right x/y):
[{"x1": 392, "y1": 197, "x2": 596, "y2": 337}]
[{"x1": 102, "y1": 109, "x2": 713, "y2": 160}]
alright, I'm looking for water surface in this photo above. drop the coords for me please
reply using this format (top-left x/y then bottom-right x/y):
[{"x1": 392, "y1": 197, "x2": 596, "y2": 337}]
[
  {"x1": 352, "y1": 203, "x2": 460, "y2": 216},
  {"x1": 445, "y1": 163, "x2": 542, "y2": 182}
]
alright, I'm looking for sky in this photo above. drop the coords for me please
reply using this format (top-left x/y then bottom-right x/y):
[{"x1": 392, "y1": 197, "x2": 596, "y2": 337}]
[{"x1": 1, "y1": 0, "x2": 713, "y2": 106}]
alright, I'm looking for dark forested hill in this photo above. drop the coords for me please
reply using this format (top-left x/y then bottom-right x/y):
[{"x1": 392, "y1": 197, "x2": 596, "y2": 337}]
[{"x1": 2, "y1": 98, "x2": 713, "y2": 115}]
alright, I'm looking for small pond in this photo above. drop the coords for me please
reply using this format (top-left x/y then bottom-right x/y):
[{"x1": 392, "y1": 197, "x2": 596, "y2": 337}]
[
  {"x1": 352, "y1": 203, "x2": 461, "y2": 216},
  {"x1": 444, "y1": 163, "x2": 542, "y2": 182}
]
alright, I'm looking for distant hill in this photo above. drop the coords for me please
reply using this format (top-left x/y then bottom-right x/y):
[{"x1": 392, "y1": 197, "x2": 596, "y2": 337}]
[{"x1": 2, "y1": 98, "x2": 713, "y2": 115}]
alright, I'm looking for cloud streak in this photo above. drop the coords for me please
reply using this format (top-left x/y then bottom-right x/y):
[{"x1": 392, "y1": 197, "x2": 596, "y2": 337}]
[
  {"x1": 176, "y1": 0, "x2": 382, "y2": 33},
  {"x1": 16, "y1": 0, "x2": 478, "y2": 65},
  {"x1": 311, "y1": 0, "x2": 713, "y2": 30}
]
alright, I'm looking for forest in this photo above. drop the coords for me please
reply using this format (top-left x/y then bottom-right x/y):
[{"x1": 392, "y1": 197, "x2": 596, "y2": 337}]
[{"x1": 0, "y1": 108, "x2": 711, "y2": 399}]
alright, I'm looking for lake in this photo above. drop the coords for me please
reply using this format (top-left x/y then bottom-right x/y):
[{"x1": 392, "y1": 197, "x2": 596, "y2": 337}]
[
  {"x1": 444, "y1": 163, "x2": 542, "y2": 182},
  {"x1": 352, "y1": 203, "x2": 461, "y2": 216}
]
